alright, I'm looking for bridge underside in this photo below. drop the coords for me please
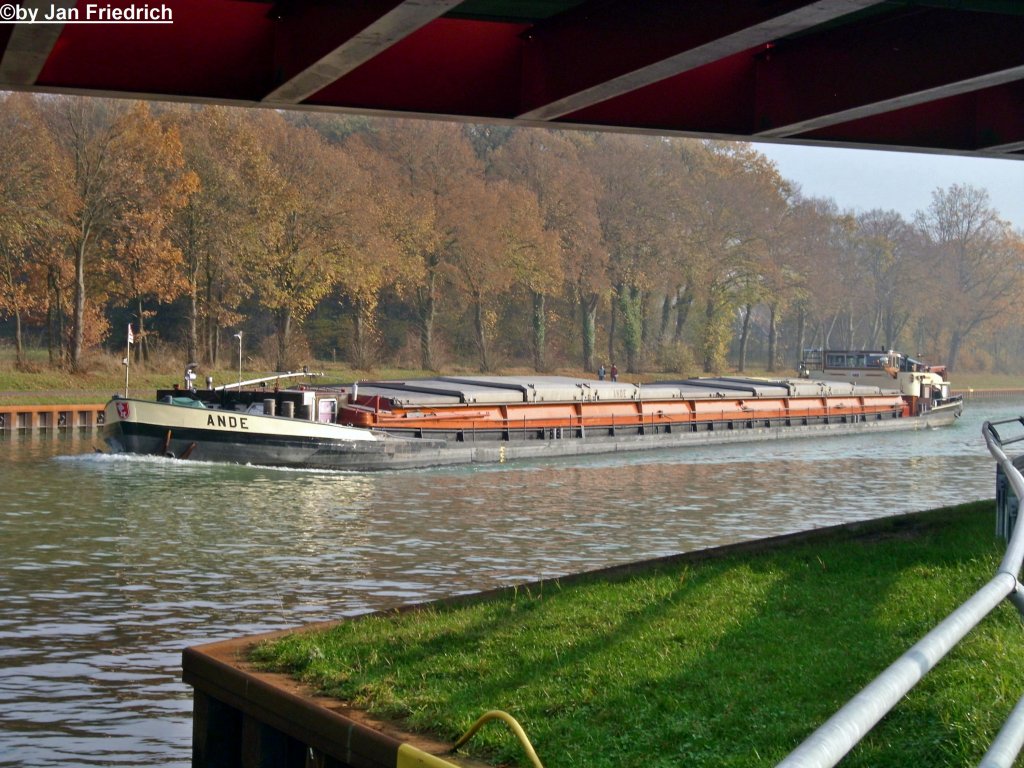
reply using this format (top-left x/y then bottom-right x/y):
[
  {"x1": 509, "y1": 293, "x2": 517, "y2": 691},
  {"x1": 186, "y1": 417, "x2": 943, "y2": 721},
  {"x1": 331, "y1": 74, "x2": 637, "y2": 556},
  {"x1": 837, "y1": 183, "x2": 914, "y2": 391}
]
[{"x1": 2, "y1": 0, "x2": 1024, "y2": 158}]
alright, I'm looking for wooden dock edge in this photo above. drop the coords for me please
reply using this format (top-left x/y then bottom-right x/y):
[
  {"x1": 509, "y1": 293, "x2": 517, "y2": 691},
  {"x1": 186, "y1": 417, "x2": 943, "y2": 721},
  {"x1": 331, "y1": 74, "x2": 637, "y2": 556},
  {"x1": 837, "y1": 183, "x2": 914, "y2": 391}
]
[
  {"x1": 182, "y1": 507, "x2": 970, "y2": 768},
  {"x1": 183, "y1": 628, "x2": 497, "y2": 768}
]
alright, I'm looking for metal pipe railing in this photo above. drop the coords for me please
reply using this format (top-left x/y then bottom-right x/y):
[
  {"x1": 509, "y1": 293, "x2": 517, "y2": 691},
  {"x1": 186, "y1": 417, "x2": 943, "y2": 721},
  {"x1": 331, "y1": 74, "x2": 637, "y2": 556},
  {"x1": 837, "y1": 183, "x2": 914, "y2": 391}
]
[
  {"x1": 980, "y1": 692, "x2": 1024, "y2": 768},
  {"x1": 986, "y1": 419, "x2": 1024, "y2": 574},
  {"x1": 776, "y1": 419, "x2": 1024, "y2": 768}
]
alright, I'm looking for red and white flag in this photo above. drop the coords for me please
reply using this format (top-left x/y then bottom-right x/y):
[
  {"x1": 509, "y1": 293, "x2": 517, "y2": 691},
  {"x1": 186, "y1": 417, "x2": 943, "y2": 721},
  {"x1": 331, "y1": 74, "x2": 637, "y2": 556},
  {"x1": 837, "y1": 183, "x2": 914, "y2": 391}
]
[{"x1": 127, "y1": 324, "x2": 134, "y2": 345}]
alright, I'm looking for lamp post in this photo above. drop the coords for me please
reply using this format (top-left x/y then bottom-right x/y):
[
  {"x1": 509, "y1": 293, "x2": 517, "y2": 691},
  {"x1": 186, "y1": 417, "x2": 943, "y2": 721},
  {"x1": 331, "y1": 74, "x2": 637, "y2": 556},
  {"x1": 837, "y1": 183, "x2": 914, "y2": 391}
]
[{"x1": 233, "y1": 332, "x2": 243, "y2": 389}]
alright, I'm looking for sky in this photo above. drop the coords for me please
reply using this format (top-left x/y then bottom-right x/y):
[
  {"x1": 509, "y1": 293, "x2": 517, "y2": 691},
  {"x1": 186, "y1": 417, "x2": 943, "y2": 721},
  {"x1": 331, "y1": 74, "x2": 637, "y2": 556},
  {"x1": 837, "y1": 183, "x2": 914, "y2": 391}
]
[{"x1": 752, "y1": 143, "x2": 1024, "y2": 230}]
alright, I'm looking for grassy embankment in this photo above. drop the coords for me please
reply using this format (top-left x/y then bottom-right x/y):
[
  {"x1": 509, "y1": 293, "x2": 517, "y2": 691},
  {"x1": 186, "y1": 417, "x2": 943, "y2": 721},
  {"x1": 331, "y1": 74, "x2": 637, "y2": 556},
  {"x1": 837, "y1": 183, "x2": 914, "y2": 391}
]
[
  {"x1": 0, "y1": 348, "x2": 439, "y2": 405},
  {"x1": 252, "y1": 501, "x2": 1024, "y2": 768},
  {"x1": 1, "y1": 347, "x2": 1021, "y2": 405}
]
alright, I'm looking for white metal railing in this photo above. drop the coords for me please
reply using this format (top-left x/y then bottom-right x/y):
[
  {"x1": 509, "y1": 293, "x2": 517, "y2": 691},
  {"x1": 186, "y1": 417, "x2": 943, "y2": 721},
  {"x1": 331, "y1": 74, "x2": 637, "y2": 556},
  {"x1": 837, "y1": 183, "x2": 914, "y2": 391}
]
[{"x1": 775, "y1": 418, "x2": 1024, "y2": 768}]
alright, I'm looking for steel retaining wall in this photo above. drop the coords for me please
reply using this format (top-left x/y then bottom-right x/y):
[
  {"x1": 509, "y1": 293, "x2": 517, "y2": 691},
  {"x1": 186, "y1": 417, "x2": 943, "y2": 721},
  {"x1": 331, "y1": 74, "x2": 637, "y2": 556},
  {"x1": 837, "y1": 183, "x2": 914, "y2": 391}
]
[
  {"x1": 0, "y1": 404, "x2": 105, "y2": 433},
  {"x1": 954, "y1": 389, "x2": 1024, "y2": 401}
]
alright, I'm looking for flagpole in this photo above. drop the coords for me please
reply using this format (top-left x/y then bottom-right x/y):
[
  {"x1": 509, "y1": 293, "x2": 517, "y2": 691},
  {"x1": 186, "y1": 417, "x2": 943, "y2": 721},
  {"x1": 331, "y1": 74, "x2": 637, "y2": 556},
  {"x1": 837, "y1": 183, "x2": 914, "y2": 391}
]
[{"x1": 125, "y1": 324, "x2": 133, "y2": 398}]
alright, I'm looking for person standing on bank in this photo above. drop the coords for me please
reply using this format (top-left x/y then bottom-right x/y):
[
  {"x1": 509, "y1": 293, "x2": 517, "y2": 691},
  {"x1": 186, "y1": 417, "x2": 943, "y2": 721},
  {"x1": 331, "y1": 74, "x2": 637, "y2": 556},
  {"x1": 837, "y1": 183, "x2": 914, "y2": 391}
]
[
  {"x1": 610, "y1": 363, "x2": 618, "y2": 382},
  {"x1": 598, "y1": 363, "x2": 606, "y2": 381}
]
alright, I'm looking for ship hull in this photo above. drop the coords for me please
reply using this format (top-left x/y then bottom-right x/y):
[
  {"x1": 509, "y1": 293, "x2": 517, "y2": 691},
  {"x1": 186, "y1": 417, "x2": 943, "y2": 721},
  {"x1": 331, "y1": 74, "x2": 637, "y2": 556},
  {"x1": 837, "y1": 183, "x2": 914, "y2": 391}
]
[{"x1": 103, "y1": 396, "x2": 962, "y2": 471}]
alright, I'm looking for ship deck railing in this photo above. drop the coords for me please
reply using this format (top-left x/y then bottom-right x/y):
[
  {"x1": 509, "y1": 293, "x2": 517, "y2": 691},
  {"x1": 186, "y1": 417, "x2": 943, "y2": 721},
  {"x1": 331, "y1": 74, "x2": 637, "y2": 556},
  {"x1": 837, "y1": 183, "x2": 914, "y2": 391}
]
[{"x1": 775, "y1": 417, "x2": 1024, "y2": 768}]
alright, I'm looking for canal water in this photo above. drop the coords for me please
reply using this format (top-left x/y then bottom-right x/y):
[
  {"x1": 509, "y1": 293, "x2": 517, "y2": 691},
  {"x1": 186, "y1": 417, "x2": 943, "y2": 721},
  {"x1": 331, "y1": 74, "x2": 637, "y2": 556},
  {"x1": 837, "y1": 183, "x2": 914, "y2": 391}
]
[{"x1": 0, "y1": 399, "x2": 1020, "y2": 767}]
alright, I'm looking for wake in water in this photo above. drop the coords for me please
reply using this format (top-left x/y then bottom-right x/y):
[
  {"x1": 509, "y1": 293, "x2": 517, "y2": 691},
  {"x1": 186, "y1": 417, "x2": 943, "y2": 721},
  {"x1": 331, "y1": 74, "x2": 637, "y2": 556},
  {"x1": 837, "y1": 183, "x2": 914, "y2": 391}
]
[{"x1": 51, "y1": 449, "x2": 363, "y2": 476}]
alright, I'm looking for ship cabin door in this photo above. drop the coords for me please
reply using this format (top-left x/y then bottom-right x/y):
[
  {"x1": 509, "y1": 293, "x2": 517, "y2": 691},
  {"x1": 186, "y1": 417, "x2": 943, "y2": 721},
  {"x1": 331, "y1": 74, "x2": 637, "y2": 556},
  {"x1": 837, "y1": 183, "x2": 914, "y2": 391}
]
[{"x1": 317, "y1": 397, "x2": 338, "y2": 424}]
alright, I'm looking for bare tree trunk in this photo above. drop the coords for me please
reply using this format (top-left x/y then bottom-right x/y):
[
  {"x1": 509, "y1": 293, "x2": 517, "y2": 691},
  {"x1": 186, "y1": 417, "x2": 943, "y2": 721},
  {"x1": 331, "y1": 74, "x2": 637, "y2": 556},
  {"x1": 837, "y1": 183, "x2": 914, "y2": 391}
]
[
  {"x1": 824, "y1": 314, "x2": 838, "y2": 348},
  {"x1": 0, "y1": 248, "x2": 24, "y2": 366},
  {"x1": 135, "y1": 296, "x2": 149, "y2": 364},
  {"x1": 607, "y1": 289, "x2": 617, "y2": 367},
  {"x1": 46, "y1": 266, "x2": 65, "y2": 366},
  {"x1": 186, "y1": 278, "x2": 198, "y2": 366},
  {"x1": 639, "y1": 288, "x2": 650, "y2": 362},
  {"x1": 795, "y1": 306, "x2": 807, "y2": 363},
  {"x1": 701, "y1": 297, "x2": 718, "y2": 373},
  {"x1": 531, "y1": 291, "x2": 546, "y2": 372},
  {"x1": 416, "y1": 271, "x2": 437, "y2": 371},
  {"x1": 351, "y1": 298, "x2": 377, "y2": 369},
  {"x1": 473, "y1": 299, "x2": 490, "y2": 371},
  {"x1": 947, "y1": 330, "x2": 964, "y2": 372},
  {"x1": 47, "y1": 300, "x2": 55, "y2": 367},
  {"x1": 13, "y1": 307, "x2": 23, "y2": 367},
  {"x1": 580, "y1": 292, "x2": 598, "y2": 373},
  {"x1": 353, "y1": 310, "x2": 366, "y2": 369},
  {"x1": 619, "y1": 284, "x2": 643, "y2": 374},
  {"x1": 276, "y1": 308, "x2": 292, "y2": 371},
  {"x1": 419, "y1": 318, "x2": 434, "y2": 371},
  {"x1": 673, "y1": 284, "x2": 694, "y2": 343},
  {"x1": 866, "y1": 305, "x2": 882, "y2": 350},
  {"x1": 658, "y1": 293, "x2": 672, "y2": 344},
  {"x1": 71, "y1": 238, "x2": 87, "y2": 371},
  {"x1": 203, "y1": 253, "x2": 215, "y2": 365},
  {"x1": 737, "y1": 303, "x2": 752, "y2": 372},
  {"x1": 767, "y1": 302, "x2": 779, "y2": 372}
]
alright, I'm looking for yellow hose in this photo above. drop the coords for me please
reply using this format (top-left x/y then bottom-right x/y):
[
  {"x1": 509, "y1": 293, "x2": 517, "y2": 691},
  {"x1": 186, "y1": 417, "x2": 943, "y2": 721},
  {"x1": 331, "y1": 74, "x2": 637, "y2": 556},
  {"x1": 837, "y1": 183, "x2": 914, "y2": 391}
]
[{"x1": 450, "y1": 710, "x2": 544, "y2": 768}]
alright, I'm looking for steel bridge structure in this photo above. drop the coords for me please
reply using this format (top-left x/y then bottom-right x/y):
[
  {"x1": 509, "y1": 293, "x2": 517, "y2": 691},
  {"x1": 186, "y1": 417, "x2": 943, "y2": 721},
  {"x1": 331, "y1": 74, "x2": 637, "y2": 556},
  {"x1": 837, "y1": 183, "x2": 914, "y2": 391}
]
[{"x1": 1, "y1": 0, "x2": 1023, "y2": 159}]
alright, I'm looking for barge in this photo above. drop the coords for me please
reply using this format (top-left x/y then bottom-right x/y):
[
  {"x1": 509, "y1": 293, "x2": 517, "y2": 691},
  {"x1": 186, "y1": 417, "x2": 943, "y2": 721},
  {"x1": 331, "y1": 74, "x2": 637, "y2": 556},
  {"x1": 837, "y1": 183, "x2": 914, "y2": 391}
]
[{"x1": 102, "y1": 357, "x2": 962, "y2": 471}]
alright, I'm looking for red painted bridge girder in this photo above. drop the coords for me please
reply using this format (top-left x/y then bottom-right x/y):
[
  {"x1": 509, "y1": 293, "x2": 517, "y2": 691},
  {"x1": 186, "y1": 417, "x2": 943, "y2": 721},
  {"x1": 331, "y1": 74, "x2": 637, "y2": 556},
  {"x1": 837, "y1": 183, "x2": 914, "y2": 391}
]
[{"x1": 2, "y1": 0, "x2": 1023, "y2": 158}]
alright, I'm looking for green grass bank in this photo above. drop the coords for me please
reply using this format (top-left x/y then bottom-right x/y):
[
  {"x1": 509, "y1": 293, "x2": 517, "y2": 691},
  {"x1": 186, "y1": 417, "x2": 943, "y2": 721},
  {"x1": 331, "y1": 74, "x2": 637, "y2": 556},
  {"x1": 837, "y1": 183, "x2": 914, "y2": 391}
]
[{"x1": 252, "y1": 501, "x2": 1024, "y2": 768}]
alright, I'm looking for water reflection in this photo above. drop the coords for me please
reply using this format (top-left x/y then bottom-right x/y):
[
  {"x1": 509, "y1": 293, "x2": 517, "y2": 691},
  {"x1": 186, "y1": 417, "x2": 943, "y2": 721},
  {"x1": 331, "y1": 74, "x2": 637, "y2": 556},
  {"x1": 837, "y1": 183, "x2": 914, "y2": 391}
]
[{"x1": 0, "y1": 400, "x2": 1017, "y2": 766}]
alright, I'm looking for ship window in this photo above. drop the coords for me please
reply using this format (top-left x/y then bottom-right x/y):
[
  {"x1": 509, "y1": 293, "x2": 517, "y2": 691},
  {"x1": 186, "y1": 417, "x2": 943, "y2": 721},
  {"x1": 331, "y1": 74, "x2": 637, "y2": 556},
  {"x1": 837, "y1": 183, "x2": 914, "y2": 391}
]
[
  {"x1": 318, "y1": 398, "x2": 337, "y2": 423},
  {"x1": 826, "y1": 353, "x2": 846, "y2": 367}
]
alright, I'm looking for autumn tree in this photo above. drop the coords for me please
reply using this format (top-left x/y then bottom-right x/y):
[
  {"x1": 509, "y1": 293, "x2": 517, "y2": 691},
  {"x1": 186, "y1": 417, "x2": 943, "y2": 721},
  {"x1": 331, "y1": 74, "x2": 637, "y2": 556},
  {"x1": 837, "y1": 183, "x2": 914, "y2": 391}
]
[
  {"x1": 360, "y1": 120, "x2": 482, "y2": 370},
  {"x1": 42, "y1": 96, "x2": 185, "y2": 368},
  {"x1": 745, "y1": 165, "x2": 797, "y2": 371},
  {"x1": 241, "y1": 114, "x2": 337, "y2": 370},
  {"x1": 241, "y1": 112, "x2": 387, "y2": 370},
  {"x1": 0, "y1": 94, "x2": 72, "y2": 367},
  {"x1": 558, "y1": 137, "x2": 610, "y2": 373},
  {"x1": 104, "y1": 103, "x2": 197, "y2": 362},
  {"x1": 8, "y1": 101, "x2": 1024, "y2": 378},
  {"x1": 288, "y1": 108, "x2": 394, "y2": 363},
  {"x1": 785, "y1": 197, "x2": 850, "y2": 353},
  {"x1": 590, "y1": 135, "x2": 676, "y2": 373},
  {"x1": 447, "y1": 177, "x2": 539, "y2": 371},
  {"x1": 916, "y1": 184, "x2": 1022, "y2": 370},
  {"x1": 490, "y1": 129, "x2": 584, "y2": 371},
  {"x1": 787, "y1": 198, "x2": 828, "y2": 355},
  {"x1": 849, "y1": 209, "x2": 922, "y2": 351},
  {"x1": 43, "y1": 97, "x2": 137, "y2": 369},
  {"x1": 171, "y1": 106, "x2": 272, "y2": 365},
  {"x1": 331, "y1": 139, "x2": 420, "y2": 368},
  {"x1": 682, "y1": 143, "x2": 773, "y2": 372}
]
